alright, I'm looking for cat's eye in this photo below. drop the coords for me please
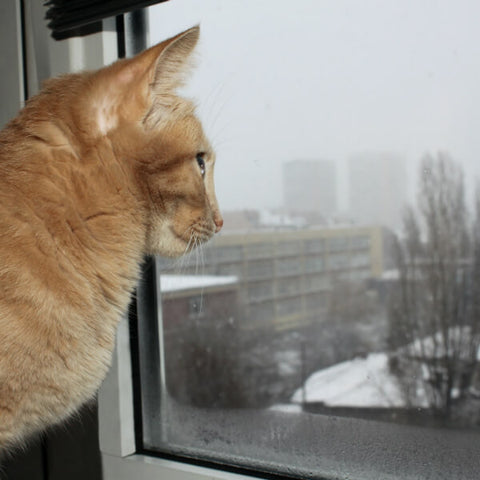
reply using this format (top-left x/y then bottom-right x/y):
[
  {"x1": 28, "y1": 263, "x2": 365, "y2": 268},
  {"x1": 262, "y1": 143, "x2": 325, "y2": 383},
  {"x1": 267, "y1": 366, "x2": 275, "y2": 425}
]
[{"x1": 196, "y1": 153, "x2": 206, "y2": 178}]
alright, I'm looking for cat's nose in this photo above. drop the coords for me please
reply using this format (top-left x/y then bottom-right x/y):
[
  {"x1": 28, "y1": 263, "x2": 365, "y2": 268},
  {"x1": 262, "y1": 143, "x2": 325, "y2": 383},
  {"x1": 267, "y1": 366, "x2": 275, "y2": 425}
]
[{"x1": 214, "y1": 214, "x2": 223, "y2": 233}]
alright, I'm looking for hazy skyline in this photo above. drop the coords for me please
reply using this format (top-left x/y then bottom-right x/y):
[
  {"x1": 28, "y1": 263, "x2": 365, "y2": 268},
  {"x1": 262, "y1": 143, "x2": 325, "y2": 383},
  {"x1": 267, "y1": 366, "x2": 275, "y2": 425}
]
[{"x1": 149, "y1": 1, "x2": 480, "y2": 213}]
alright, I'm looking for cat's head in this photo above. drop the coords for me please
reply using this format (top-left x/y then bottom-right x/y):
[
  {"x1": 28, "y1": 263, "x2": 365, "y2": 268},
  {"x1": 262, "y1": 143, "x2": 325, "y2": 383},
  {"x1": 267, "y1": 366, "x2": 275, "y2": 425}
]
[{"x1": 83, "y1": 27, "x2": 223, "y2": 257}]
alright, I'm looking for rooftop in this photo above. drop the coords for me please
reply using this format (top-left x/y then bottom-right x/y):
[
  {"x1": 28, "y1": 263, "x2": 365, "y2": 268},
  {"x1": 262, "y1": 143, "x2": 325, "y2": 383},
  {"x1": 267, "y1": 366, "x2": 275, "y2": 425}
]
[{"x1": 159, "y1": 274, "x2": 238, "y2": 293}]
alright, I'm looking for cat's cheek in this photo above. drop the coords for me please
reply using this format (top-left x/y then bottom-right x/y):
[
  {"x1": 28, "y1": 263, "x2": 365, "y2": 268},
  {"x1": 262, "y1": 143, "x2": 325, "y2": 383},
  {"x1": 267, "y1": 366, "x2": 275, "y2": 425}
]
[{"x1": 145, "y1": 218, "x2": 189, "y2": 258}]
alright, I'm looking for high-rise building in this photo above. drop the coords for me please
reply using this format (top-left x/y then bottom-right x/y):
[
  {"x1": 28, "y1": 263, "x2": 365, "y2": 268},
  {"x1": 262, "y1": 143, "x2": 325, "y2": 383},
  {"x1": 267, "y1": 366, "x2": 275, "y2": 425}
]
[
  {"x1": 348, "y1": 152, "x2": 407, "y2": 230},
  {"x1": 283, "y1": 160, "x2": 337, "y2": 220}
]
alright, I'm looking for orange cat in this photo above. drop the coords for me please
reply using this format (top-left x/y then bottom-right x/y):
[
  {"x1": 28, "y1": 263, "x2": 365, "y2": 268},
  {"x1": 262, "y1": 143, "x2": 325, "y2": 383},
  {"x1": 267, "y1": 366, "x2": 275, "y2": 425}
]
[{"x1": 0, "y1": 26, "x2": 222, "y2": 449}]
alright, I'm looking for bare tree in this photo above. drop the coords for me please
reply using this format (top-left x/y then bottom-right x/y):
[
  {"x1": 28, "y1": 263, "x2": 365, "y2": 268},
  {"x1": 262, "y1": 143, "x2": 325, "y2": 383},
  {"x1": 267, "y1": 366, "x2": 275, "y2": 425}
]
[
  {"x1": 327, "y1": 280, "x2": 386, "y2": 361},
  {"x1": 389, "y1": 153, "x2": 480, "y2": 420}
]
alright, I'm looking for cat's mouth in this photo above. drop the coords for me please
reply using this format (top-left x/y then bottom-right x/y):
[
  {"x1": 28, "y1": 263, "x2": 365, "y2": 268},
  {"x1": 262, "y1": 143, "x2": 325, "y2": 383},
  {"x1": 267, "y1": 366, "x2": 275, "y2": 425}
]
[{"x1": 171, "y1": 221, "x2": 215, "y2": 252}]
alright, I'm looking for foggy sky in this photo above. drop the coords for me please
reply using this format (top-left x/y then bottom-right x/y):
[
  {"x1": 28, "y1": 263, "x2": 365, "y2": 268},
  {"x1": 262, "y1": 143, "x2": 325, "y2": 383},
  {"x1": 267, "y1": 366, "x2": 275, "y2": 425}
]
[{"x1": 149, "y1": 0, "x2": 480, "y2": 212}]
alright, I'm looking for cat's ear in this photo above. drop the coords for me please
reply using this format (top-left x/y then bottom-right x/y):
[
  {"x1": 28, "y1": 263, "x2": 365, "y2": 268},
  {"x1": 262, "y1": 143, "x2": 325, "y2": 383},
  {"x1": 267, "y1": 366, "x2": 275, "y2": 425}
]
[
  {"x1": 137, "y1": 25, "x2": 200, "y2": 126},
  {"x1": 148, "y1": 25, "x2": 200, "y2": 93},
  {"x1": 121, "y1": 25, "x2": 199, "y2": 92},
  {"x1": 93, "y1": 26, "x2": 199, "y2": 134}
]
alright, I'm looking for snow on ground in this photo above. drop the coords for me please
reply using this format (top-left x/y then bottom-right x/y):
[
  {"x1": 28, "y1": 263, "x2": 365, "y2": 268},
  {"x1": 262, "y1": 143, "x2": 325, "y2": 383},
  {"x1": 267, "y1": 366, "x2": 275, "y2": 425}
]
[
  {"x1": 291, "y1": 353, "x2": 406, "y2": 408},
  {"x1": 160, "y1": 274, "x2": 238, "y2": 292},
  {"x1": 290, "y1": 328, "x2": 479, "y2": 410},
  {"x1": 269, "y1": 404, "x2": 303, "y2": 414}
]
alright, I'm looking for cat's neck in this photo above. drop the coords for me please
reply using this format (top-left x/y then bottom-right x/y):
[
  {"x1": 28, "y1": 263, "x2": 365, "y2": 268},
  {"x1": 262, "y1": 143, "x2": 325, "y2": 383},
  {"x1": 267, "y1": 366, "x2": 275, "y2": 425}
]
[{"x1": 0, "y1": 115, "x2": 147, "y2": 324}]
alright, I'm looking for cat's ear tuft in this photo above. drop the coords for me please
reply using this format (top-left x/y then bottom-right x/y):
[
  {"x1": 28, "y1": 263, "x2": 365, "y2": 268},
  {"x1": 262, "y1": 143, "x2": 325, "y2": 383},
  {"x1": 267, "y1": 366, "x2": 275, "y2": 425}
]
[{"x1": 150, "y1": 25, "x2": 200, "y2": 93}]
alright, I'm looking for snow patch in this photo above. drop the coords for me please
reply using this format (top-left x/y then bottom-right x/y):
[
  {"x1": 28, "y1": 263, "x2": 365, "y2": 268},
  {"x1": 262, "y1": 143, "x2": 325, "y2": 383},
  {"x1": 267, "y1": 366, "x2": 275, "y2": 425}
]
[{"x1": 160, "y1": 274, "x2": 238, "y2": 292}]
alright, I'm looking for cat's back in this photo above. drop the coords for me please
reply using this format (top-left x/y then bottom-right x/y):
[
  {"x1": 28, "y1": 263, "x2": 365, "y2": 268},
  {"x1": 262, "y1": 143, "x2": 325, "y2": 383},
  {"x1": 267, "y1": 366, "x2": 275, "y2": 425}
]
[
  {"x1": 0, "y1": 78, "x2": 144, "y2": 299},
  {"x1": 0, "y1": 79, "x2": 145, "y2": 447}
]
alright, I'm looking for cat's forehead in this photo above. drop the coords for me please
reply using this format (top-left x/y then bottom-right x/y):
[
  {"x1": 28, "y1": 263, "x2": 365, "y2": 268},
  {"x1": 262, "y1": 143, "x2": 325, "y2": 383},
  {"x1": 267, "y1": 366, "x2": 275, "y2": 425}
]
[
  {"x1": 144, "y1": 94, "x2": 194, "y2": 128},
  {"x1": 157, "y1": 100, "x2": 212, "y2": 152}
]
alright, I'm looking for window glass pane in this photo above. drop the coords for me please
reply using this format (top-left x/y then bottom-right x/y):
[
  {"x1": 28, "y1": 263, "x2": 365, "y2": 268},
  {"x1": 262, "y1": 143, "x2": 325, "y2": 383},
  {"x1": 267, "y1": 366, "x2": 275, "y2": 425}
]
[
  {"x1": 246, "y1": 243, "x2": 274, "y2": 260},
  {"x1": 248, "y1": 281, "x2": 273, "y2": 302},
  {"x1": 247, "y1": 259, "x2": 274, "y2": 280},
  {"x1": 304, "y1": 239, "x2": 325, "y2": 254},
  {"x1": 276, "y1": 257, "x2": 302, "y2": 277},
  {"x1": 139, "y1": 1, "x2": 480, "y2": 478},
  {"x1": 304, "y1": 255, "x2": 325, "y2": 273},
  {"x1": 277, "y1": 240, "x2": 302, "y2": 257},
  {"x1": 213, "y1": 246, "x2": 244, "y2": 263}
]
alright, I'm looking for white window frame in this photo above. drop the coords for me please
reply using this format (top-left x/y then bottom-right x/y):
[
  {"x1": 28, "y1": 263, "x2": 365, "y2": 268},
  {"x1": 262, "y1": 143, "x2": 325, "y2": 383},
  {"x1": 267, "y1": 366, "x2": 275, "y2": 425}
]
[
  {"x1": 0, "y1": 0, "x2": 24, "y2": 128},
  {"x1": 99, "y1": 312, "x2": 261, "y2": 480}
]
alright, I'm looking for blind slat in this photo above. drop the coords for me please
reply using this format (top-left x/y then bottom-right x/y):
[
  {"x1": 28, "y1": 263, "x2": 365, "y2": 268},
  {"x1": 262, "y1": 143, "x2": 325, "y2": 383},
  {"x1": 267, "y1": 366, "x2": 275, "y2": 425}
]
[{"x1": 45, "y1": 0, "x2": 168, "y2": 39}]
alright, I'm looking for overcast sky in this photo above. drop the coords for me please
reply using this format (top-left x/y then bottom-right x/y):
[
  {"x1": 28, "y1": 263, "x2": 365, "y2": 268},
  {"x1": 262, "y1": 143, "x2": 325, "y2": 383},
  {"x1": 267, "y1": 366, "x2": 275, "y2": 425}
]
[{"x1": 149, "y1": 1, "x2": 480, "y2": 212}]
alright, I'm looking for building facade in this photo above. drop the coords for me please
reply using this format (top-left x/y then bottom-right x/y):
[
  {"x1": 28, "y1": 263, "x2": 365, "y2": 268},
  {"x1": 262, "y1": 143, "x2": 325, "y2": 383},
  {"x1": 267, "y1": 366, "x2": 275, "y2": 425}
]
[{"x1": 157, "y1": 226, "x2": 393, "y2": 332}]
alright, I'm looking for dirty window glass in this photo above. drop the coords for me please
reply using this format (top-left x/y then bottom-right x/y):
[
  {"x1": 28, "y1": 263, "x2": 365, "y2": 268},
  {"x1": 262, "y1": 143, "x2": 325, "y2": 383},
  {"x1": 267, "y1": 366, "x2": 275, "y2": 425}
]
[{"x1": 137, "y1": 1, "x2": 480, "y2": 478}]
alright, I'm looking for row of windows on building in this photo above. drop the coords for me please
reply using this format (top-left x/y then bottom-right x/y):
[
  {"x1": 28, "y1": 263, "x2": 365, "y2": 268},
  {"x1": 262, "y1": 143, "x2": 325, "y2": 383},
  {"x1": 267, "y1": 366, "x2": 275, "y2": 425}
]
[
  {"x1": 188, "y1": 235, "x2": 372, "y2": 265},
  {"x1": 158, "y1": 226, "x2": 390, "y2": 331}
]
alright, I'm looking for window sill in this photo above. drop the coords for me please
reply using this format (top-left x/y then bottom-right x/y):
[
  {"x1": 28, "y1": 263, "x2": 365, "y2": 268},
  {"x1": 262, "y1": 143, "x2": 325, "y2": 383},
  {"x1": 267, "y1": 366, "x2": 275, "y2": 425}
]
[{"x1": 102, "y1": 453, "x2": 260, "y2": 480}]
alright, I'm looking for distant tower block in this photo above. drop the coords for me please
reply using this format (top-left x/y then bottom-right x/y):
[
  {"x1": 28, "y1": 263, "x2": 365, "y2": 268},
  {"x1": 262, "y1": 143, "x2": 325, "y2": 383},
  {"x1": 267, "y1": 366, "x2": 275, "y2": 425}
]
[
  {"x1": 283, "y1": 160, "x2": 337, "y2": 220},
  {"x1": 348, "y1": 152, "x2": 407, "y2": 230}
]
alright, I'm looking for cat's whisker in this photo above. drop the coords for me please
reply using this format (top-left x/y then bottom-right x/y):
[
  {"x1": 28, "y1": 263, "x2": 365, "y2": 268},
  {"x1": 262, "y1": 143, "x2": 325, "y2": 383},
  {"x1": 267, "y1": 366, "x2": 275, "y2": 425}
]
[
  {"x1": 194, "y1": 228, "x2": 211, "y2": 238},
  {"x1": 197, "y1": 79, "x2": 238, "y2": 159},
  {"x1": 199, "y1": 238, "x2": 205, "y2": 272},
  {"x1": 211, "y1": 136, "x2": 236, "y2": 152},
  {"x1": 203, "y1": 84, "x2": 235, "y2": 140},
  {"x1": 209, "y1": 111, "x2": 235, "y2": 148},
  {"x1": 176, "y1": 223, "x2": 194, "y2": 241},
  {"x1": 165, "y1": 231, "x2": 192, "y2": 275},
  {"x1": 168, "y1": 225, "x2": 208, "y2": 276},
  {"x1": 176, "y1": 229, "x2": 196, "y2": 274},
  {"x1": 199, "y1": 247, "x2": 207, "y2": 319},
  {"x1": 212, "y1": 125, "x2": 237, "y2": 150},
  {"x1": 198, "y1": 80, "x2": 229, "y2": 130},
  {"x1": 198, "y1": 236, "x2": 205, "y2": 275},
  {"x1": 199, "y1": 240, "x2": 206, "y2": 273},
  {"x1": 194, "y1": 235, "x2": 201, "y2": 276},
  {"x1": 184, "y1": 229, "x2": 195, "y2": 254}
]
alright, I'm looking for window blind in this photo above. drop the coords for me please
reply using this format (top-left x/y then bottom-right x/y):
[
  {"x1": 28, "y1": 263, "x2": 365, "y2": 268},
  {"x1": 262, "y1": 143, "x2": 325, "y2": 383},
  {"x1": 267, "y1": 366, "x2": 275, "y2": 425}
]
[{"x1": 45, "y1": 0, "x2": 168, "y2": 39}]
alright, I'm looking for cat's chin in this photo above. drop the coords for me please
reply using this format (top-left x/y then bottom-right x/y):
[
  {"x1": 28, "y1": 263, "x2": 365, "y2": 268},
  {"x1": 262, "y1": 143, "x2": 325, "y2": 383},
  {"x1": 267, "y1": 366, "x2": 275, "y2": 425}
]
[
  {"x1": 145, "y1": 221, "x2": 214, "y2": 258},
  {"x1": 145, "y1": 230, "x2": 187, "y2": 258}
]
